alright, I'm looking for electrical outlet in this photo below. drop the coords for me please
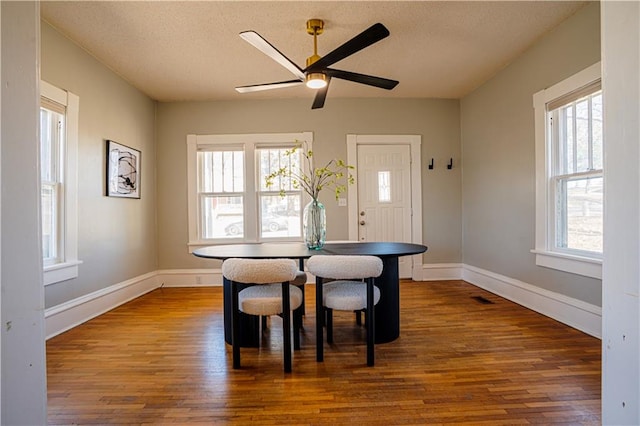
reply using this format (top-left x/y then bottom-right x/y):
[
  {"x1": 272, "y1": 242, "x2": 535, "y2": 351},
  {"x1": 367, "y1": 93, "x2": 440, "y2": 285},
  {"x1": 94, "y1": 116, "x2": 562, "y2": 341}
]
[
  {"x1": 338, "y1": 198, "x2": 347, "y2": 207},
  {"x1": 195, "y1": 276, "x2": 202, "y2": 285}
]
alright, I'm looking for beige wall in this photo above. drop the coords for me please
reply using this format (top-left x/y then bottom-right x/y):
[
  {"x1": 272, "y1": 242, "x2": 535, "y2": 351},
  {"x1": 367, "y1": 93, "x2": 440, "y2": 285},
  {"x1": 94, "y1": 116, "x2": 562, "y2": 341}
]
[
  {"x1": 41, "y1": 22, "x2": 158, "y2": 308},
  {"x1": 460, "y1": 2, "x2": 601, "y2": 305},
  {"x1": 155, "y1": 98, "x2": 461, "y2": 269},
  {"x1": 39, "y1": 1, "x2": 602, "y2": 311}
]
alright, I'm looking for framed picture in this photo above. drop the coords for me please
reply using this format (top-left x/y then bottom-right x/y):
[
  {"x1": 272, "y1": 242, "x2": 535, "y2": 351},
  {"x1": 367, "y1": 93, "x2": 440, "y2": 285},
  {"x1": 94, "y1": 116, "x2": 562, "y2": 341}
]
[{"x1": 106, "y1": 140, "x2": 141, "y2": 198}]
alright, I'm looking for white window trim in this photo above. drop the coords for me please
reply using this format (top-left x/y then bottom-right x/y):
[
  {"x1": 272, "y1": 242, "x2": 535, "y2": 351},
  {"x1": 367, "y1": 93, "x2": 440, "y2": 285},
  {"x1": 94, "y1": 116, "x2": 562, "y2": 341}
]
[
  {"x1": 532, "y1": 62, "x2": 602, "y2": 279},
  {"x1": 187, "y1": 132, "x2": 312, "y2": 251},
  {"x1": 41, "y1": 81, "x2": 81, "y2": 285}
]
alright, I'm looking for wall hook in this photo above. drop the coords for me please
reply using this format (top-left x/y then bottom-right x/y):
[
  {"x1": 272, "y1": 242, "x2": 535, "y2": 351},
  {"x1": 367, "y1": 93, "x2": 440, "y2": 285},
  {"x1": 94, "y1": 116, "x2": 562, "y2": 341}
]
[
  {"x1": 447, "y1": 158, "x2": 453, "y2": 170},
  {"x1": 428, "y1": 158, "x2": 434, "y2": 170}
]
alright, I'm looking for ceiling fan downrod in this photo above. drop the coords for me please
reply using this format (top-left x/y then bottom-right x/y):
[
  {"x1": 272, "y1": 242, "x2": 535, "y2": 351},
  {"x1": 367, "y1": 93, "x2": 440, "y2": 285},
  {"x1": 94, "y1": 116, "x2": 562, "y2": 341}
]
[
  {"x1": 305, "y1": 19, "x2": 324, "y2": 67},
  {"x1": 305, "y1": 19, "x2": 327, "y2": 88}
]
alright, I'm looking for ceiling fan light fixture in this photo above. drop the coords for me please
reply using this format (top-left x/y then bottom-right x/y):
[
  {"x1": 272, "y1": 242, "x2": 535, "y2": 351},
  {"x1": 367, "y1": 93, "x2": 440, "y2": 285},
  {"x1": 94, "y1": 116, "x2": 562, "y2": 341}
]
[{"x1": 305, "y1": 72, "x2": 327, "y2": 89}]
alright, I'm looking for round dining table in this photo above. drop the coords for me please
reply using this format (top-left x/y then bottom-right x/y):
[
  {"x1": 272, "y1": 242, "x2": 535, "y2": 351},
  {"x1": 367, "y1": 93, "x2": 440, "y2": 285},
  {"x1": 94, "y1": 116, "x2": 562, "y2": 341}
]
[{"x1": 193, "y1": 241, "x2": 427, "y2": 347}]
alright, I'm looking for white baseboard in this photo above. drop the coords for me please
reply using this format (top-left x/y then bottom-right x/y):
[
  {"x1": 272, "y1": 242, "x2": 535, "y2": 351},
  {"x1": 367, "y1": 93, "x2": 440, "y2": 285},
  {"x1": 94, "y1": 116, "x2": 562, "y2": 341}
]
[
  {"x1": 462, "y1": 264, "x2": 602, "y2": 339},
  {"x1": 45, "y1": 265, "x2": 602, "y2": 340},
  {"x1": 421, "y1": 263, "x2": 463, "y2": 281},
  {"x1": 156, "y1": 268, "x2": 223, "y2": 287},
  {"x1": 44, "y1": 271, "x2": 160, "y2": 339}
]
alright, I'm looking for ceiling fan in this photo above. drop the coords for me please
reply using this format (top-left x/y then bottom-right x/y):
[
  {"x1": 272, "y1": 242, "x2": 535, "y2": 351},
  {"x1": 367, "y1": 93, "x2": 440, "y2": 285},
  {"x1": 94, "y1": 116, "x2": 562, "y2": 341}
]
[{"x1": 235, "y1": 19, "x2": 399, "y2": 109}]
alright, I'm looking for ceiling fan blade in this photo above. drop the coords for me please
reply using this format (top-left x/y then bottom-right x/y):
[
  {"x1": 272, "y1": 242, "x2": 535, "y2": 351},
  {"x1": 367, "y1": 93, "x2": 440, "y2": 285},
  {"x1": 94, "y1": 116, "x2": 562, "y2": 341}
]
[
  {"x1": 240, "y1": 31, "x2": 306, "y2": 80},
  {"x1": 235, "y1": 80, "x2": 303, "y2": 93},
  {"x1": 306, "y1": 23, "x2": 390, "y2": 71},
  {"x1": 326, "y1": 68, "x2": 398, "y2": 90},
  {"x1": 311, "y1": 76, "x2": 331, "y2": 109}
]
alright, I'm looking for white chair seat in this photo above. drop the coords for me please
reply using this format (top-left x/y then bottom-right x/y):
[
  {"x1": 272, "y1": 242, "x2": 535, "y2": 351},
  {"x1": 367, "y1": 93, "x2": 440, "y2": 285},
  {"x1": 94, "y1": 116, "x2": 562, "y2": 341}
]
[
  {"x1": 323, "y1": 280, "x2": 380, "y2": 311},
  {"x1": 239, "y1": 284, "x2": 303, "y2": 316}
]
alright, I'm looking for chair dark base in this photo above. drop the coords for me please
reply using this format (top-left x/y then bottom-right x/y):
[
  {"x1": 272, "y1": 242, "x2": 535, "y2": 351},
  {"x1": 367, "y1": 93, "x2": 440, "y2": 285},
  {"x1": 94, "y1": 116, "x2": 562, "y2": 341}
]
[
  {"x1": 315, "y1": 277, "x2": 376, "y2": 367},
  {"x1": 231, "y1": 281, "x2": 299, "y2": 373}
]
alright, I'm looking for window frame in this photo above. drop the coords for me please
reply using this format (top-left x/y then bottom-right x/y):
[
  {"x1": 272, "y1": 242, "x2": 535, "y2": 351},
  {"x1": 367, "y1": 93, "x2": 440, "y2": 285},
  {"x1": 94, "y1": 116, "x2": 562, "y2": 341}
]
[
  {"x1": 40, "y1": 81, "x2": 81, "y2": 285},
  {"x1": 40, "y1": 102, "x2": 63, "y2": 266},
  {"x1": 187, "y1": 132, "x2": 312, "y2": 250},
  {"x1": 532, "y1": 62, "x2": 602, "y2": 279},
  {"x1": 197, "y1": 147, "x2": 246, "y2": 240}
]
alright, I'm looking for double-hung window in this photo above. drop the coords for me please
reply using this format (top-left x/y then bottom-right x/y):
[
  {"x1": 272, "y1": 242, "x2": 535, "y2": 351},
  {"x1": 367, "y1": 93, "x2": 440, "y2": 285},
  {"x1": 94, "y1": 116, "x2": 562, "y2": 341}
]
[
  {"x1": 40, "y1": 81, "x2": 81, "y2": 285},
  {"x1": 533, "y1": 63, "x2": 603, "y2": 279},
  {"x1": 198, "y1": 148, "x2": 245, "y2": 239},
  {"x1": 187, "y1": 132, "x2": 310, "y2": 249}
]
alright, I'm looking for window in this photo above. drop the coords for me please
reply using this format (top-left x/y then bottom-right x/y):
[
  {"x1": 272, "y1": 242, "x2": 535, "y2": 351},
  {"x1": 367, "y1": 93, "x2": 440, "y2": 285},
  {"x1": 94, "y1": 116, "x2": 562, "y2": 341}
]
[
  {"x1": 551, "y1": 89, "x2": 603, "y2": 253},
  {"x1": 198, "y1": 149, "x2": 245, "y2": 239},
  {"x1": 187, "y1": 132, "x2": 311, "y2": 248},
  {"x1": 40, "y1": 81, "x2": 81, "y2": 285},
  {"x1": 533, "y1": 63, "x2": 602, "y2": 279}
]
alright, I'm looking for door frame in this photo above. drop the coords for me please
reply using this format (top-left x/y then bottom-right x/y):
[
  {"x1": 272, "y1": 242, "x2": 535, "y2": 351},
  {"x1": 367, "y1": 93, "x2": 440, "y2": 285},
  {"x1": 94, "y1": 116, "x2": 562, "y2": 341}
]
[{"x1": 346, "y1": 134, "x2": 423, "y2": 280}]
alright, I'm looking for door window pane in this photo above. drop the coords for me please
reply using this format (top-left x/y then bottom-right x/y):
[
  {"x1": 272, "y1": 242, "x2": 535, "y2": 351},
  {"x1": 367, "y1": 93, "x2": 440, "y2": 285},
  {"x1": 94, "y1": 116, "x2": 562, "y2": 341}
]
[{"x1": 378, "y1": 171, "x2": 391, "y2": 202}]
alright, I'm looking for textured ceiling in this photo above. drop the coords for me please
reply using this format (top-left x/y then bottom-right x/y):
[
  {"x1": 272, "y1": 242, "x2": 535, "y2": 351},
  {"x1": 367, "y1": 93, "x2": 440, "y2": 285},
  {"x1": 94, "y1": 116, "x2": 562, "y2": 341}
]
[{"x1": 41, "y1": 1, "x2": 587, "y2": 103}]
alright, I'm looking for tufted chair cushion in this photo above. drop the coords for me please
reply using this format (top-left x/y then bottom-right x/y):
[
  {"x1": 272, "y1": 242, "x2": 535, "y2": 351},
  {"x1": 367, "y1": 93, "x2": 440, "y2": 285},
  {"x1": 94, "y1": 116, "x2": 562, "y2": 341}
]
[
  {"x1": 239, "y1": 284, "x2": 303, "y2": 316},
  {"x1": 222, "y1": 258, "x2": 298, "y2": 284},
  {"x1": 307, "y1": 255, "x2": 383, "y2": 280}
]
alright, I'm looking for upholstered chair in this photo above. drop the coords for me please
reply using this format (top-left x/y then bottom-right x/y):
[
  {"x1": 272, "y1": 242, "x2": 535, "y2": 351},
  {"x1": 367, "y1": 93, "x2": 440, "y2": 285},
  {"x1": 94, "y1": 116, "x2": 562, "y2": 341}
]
[
  {"x1": 222, "y1": 258, "x2": 301, "y2": 373},
  {"x1": 307, "y1": 255, "x2": 383, "y2": 366}
]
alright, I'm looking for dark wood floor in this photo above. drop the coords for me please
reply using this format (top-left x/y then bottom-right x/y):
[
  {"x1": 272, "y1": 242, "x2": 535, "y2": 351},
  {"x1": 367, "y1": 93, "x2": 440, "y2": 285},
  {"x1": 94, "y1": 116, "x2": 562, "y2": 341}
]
[{"x1": 47, "y1": 280, "x2": 601, "y2": 425}]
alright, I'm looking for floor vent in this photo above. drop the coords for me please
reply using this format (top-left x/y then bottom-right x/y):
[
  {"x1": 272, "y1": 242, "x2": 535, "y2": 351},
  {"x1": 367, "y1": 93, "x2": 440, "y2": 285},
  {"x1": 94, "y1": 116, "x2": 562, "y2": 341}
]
[{"x1": 471, "y1": 296, "x2": 494, "y2": 304}]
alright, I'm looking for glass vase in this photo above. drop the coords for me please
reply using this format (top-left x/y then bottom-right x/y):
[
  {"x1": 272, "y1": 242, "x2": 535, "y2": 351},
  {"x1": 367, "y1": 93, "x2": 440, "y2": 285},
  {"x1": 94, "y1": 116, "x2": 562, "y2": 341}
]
[{"x1": 303, "y1": 199, "x2": 326, "y2": 250}]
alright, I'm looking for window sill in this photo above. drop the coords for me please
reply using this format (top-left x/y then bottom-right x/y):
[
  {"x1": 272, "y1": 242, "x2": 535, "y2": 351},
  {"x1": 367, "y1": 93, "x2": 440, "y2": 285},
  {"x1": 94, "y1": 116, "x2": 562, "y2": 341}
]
[
  {"x1": 44, "y1": 260, "x2": 82, "y2": 286},
  {"x1": 188, "y1": 239, "x2": 304, "y2": 253},
  {"x1": 531, "y1": 250, "x2": 602, "y2": 279},
  {"x1": 188, "y1": 241, "x2": 245, "y2": 253}
]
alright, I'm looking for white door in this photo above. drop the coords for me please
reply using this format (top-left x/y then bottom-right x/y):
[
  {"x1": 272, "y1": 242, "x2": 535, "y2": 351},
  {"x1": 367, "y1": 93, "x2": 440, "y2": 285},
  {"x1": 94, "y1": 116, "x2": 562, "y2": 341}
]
[{"x1": 357, "y1": 144, "x2": 413, "y2": 277}]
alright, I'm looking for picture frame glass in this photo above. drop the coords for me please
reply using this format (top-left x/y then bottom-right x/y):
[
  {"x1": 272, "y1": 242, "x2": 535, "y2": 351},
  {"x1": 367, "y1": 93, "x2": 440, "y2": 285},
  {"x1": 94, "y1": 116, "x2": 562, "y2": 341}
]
[{"x1": 107, "y1": 140, "x2": 141, "y2": 198}]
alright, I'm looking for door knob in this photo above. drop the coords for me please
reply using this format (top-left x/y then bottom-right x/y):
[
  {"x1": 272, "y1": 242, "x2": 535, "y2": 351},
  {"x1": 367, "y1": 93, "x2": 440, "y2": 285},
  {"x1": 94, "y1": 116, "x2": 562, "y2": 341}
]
[
  {"x1": 360, "y1": 220, "x2": 366, "y2": 226},
  {"x1": 360, "y1": 211, "x2": 365, "y2": 216}
]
